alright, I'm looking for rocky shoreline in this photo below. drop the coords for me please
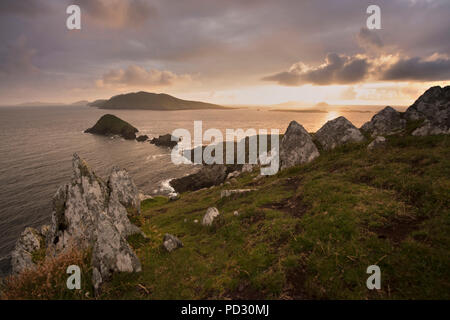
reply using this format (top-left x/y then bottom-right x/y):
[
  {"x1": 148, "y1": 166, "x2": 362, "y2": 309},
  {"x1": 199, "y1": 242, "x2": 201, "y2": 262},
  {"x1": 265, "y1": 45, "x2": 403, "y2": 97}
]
[
  {"x1": 169, "y1": 86, "x2": 450, "y2": 193},
  {"x1": 8, "y1": 85, "x2": 450, "y2": 293}
]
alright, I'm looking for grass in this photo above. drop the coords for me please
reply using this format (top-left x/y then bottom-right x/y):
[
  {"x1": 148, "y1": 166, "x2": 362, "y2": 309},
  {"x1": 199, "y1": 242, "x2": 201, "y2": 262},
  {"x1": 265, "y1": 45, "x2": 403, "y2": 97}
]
[
  {"x1": 1, "y1": 134, "x2": 449, "y2": 299},
  {"x1": 101, "y1": 134, "x2": 450, "y2": 299}
]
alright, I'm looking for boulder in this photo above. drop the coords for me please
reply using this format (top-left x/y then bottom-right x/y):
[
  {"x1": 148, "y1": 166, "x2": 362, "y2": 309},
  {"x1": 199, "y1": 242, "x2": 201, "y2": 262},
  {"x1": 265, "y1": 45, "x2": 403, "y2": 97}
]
[
  {"x1": 279, "y1": 121, "x2": 319, "y2": 170},
  {"x1": 405, "y1": 86, "x2": 450, "y2": 135},
  {"x1": 405, "y1": 86, "x2": 450, "y2": 122},
  {"x1": 227, "y1": 171, "x2": 240, "y2": 179},
  {"x1": 162, "y1": 234, "x2": 183, "y2": 252},
  {"x1": 360, "y1": 106, "x2": 406, "y2": 137},
  {"x1": 150, "y1": 134, "x2": 179, "y2": 148},
  {"x1": 241, "y1": 163, "x2": 254, "y2": 173},
  {"x1": 136, "y1": 135, "x2": 149, "y2": 142},
  {"x1": 367, "y1": 136, "x2": 387, "y2": 150},
  {"x1": 202, "y1": 207, "x2": 220, "y2": 226},
  {"x1": 13, "y1": 153, "x2": 142, "y2": 293},
  {"x1": 170, "y1": 164, "x2": 228, "y2": 193},
  {"x1": 315, "y1": 116, "x2": 365, "y2": 150},
  {"x1": 84, "y1": 114, "x2": 138, "y2": 140},
  {"x1": 11, "y1": 227, "x2": 46, "y2": 274},
  {"x1": 412, "y1": 120, "x2": 450, "y2": 136}
]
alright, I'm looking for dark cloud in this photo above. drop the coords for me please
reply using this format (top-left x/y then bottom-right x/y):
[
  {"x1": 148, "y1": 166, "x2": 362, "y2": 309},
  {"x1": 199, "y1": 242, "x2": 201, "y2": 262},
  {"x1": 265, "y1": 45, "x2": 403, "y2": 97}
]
[
  {"x1": 381, "y1": 56, "x2": 450, "y2": 81},
  {"x1": 262, "y1": 53, "x2": 370, "y2": 86},
  {"x1": 357, "y1": 27, "x2": 383, "y2": 50},
  {"x1": 0, "y1": 0, "x2": 49, "y2": 16},
  {"x1": 0, "y1": 0, "x2": 449, "y2": 104},
  {"x1": 0, "y1": 36, "x2": 39, "y2": 76}
]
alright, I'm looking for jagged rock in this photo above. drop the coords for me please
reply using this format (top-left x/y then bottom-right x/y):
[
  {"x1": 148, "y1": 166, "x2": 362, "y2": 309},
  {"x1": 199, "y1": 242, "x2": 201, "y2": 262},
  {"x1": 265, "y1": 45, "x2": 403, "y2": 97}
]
[
  {"x1": 170, "y1": 164, "x2": 228, "y2": 193},
  {"x1": 412, "y1": 120, "x2": 450, "y2": 136},
  {"x1": 367, "y1": 136, "x2": 387, "y2": 150},
  {"x1": 150, "y1": 134, "x2": 179, "y2": 148},
  {"x1": 315, "y1": 116, "x2": 364, "y2": 150},
  {"x1": 84, "y1": 114, "x2": 138, "y2": 140},
  {"x1": 279, "y1": 121, "x2": 319, "y2": 170},
  {"x1": 162, "y1": 234, "x2": 183, "y2": 252},
  {"x1": 202, "y1": 207, "x2": 220, "y2": 226},
  {"x1": 13, "y1": 153, "x2": 142, "y2": 293},
  {"x1": 11, "y1": 227, "x2": 45, "y2": 274},
  {"x1": 108, "y1": 166, "x2": 141, "y2": 214},
  {"x1": 92, "y1": 212, "x2": 142, "y2": 293},
  {"x1": 361, "y1": 106, "x2": 406, "y2": 137},
  {"x1": 136, "y1": 135, "x2": 149, "y2": 142},
  {"x1": 405, "y1": 86, "x2": 450, "y2": 135},
  {"x1": 220, "y1": 189, "x2": 256, "y2": 199},
  {"x1": 405, "y1": 86, "x2": 450, "y2": 121}
]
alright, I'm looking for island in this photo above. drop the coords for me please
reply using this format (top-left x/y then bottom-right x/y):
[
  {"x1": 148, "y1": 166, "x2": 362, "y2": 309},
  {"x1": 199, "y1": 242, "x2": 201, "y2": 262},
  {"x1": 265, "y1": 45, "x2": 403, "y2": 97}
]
[{"x1": 84, "y1": 114, "x2": 139, "y2": 140}]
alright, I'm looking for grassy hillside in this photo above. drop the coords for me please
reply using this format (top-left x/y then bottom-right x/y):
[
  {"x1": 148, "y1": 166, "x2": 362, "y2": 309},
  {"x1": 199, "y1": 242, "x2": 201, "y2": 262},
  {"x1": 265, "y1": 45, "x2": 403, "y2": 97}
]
[
  {"x1": 94, "y1": 92, "x2": 226, "y2": 110},
  {"x1": 2, "y1": 134, "x2": 449, "y2": 299}
]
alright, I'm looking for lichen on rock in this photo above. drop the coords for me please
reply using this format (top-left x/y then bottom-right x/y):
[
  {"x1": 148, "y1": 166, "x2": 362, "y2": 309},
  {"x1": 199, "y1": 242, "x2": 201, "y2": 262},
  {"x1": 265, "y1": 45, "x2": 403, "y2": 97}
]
[
  {"x1": 279, "y1": 120, "x2": 319, "y2": 170},
  {"x1": 12, "y1": 153, "x2": 143, "y2": 294},
  {"x1": 315, "y1": 116, "x2": 364, "y2": 150}
]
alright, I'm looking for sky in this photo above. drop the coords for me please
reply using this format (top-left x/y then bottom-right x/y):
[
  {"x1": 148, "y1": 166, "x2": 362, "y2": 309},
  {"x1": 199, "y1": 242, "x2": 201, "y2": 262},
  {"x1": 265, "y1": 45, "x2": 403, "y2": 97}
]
[{"x1": 0, "y1": 0, "x2": 449, "y2": 106}]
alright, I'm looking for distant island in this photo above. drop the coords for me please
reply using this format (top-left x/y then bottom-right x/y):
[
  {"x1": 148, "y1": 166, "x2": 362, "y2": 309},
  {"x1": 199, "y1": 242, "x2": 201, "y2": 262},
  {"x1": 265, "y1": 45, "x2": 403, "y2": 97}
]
[{"x1": 89, "y1": 91, "x2": 227, "y2": 111}]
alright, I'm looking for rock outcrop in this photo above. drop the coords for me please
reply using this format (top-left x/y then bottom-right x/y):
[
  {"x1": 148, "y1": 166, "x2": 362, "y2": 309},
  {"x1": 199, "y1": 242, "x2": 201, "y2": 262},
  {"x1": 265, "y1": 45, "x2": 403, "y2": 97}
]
[
  {"x1": 279, "y1": 121, "x2": 319, "y2": 170},
  {"x1": 84, "y1": 114, "x2": 138, "y2": 140},
  {"x1": 361, "y1": 106, "x2": 406, "y2": 137},
  {"x1": 150, "y1": 134, "x2": 179, "y2": 148},
  {"x1": 11, "y1": 154, "x2": 142, "y2": 293},
  {"x1": 360, "y1": 87, "x2": 450, "y2": 137},
  {"x1": 136, "y1": 135, "x2": 149, "y2": 142},
  {"x1": 405, "y1": 86, "x2": 450, "y2": 136},
  {"x1": 367, "y1": 136, "x2": 386, "y2": 150},
  {"x1": 314, "y1": 116, "x2": 365, "y2": 150},
  {"x1": 11, "y1": 227, "x2": 46, "y2": 274},
  {"x1": 170, "y1": 164, "x2": 228, "y2": 193},
  {"x1": 162, "y1": 234, "x2": 183, "y2": 252},
  {"x1": 202, "y1": 207, "x2": 220, "y2": 226}
]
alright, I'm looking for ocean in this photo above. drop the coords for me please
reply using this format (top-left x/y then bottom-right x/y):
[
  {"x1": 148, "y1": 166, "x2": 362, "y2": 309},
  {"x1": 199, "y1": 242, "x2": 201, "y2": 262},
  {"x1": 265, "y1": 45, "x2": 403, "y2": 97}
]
[{"x1": 0, "y1": 104, "x2": 386, "y2": 275}]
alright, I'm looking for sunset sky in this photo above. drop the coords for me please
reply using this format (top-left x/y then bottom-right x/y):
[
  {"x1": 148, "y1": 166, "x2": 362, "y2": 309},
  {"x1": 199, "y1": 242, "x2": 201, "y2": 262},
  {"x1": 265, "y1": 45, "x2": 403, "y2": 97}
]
[{"x1": 0, "y1": 0, "x2": 449, "y2": 106}]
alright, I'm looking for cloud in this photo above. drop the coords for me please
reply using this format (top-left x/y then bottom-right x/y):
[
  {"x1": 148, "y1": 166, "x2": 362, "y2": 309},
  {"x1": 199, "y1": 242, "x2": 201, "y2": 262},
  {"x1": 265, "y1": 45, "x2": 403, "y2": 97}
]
[
  {"x1": 262, "y1": 53, "x2": 370, "y2": 86},
  {"x1": 0, "y1": 36, "x2": 39, "y2": 76},
  {"x1": 73, "y1": 0, "x2": 157, "y2": 28},
  {"x1": 381, "y1": 55, "x2": 450, "y2": 81},
  {"x1": 340, "y1": 86, "x2": 357, "y2": 100},
  {"x1": 0, "y1": 0, "x2": 49, "y2": 16},
  {"x1": 96, "y1": 65, "x2": 192, "y2": 88},
  {"x1": 357, "y1": 27, "x2": 383, "y2": 51}
]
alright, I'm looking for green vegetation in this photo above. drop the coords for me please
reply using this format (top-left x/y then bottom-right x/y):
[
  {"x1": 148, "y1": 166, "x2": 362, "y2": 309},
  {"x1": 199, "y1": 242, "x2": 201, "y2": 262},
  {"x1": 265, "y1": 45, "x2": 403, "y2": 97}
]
[
  {"x1": 1, "y1": 249, "x2": 93, "y2": 300},
  {"x1": 2, "y1": 134, "x2": 449, "y2": 299},
  {"x1": 102, "y1": 134, "x2": 450, "y2": 299}
]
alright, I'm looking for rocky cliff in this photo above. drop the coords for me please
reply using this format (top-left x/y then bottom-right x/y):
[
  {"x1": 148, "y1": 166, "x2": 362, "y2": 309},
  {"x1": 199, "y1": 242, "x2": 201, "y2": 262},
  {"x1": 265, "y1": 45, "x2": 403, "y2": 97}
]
[{"x1": 11, "y1": 154, "x2": 142, "y2": 293}]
